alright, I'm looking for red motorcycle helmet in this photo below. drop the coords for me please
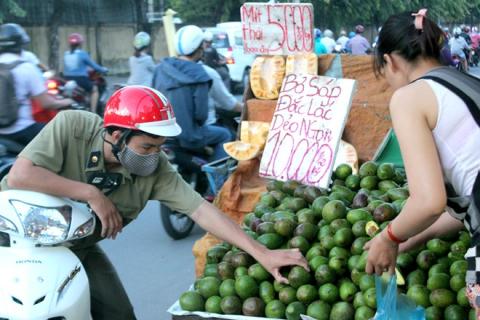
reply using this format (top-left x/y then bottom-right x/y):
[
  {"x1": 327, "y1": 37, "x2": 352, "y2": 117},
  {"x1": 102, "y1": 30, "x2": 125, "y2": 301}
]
[
  {"x1": 104, "y1": 86, "x2": 182, "y2": 137},
  {"x1": 68, "y1": 33, "x2": 84, "y2": 45}
]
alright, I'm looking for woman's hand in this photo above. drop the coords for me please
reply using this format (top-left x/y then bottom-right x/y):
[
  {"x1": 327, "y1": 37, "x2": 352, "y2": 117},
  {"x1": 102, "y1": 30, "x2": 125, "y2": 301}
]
[
  {"x1": 364, "y1": 230, "x2": 399, "y2": 276},
  {"x1": 255, "y1": 247, "x2": 309, "y2": 284}
]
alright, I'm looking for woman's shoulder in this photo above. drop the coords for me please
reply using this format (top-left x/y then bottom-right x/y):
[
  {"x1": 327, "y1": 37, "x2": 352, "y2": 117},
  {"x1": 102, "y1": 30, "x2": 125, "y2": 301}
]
[
  {"x1": 392, "y1": 79, "x2": 432, "y2": 103},
  {"x1": 391, "y1": 79, "x2": 438, "y2": 127}
]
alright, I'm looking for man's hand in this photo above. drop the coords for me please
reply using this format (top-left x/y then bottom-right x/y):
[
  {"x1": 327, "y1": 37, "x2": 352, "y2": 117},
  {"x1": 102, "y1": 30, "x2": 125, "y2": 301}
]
[
  {"x1": 254, "y1": 247, "x2": 309, "y2": 284},
  {"x1": 190, "y1": 202, "x2": 309, "y2": 284},
  {"x1": 87, "y1": 190, "x2": 123, "y2": 239}
]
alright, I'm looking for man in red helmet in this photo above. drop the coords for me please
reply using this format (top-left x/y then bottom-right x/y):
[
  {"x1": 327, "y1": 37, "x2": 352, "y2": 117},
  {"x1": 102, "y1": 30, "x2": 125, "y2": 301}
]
[
  {"x1": 1, "y1": 86, "x2": 308, "y2": 319},
  {"x1": 63, "y1": 32, "x2": 108, "y2": 114}
]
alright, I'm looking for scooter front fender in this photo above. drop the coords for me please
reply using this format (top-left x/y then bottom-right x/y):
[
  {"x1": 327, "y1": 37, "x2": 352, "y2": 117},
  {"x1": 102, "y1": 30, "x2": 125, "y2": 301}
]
[{"x1": 0, "y1": 246, "x2": 91, "y2": 320}]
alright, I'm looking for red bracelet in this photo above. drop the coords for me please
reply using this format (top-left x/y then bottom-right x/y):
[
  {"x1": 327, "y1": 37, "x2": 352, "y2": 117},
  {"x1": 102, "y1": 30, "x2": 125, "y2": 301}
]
[{"x1": 387, "y1": 223, "x2": 404, "y2": 244}]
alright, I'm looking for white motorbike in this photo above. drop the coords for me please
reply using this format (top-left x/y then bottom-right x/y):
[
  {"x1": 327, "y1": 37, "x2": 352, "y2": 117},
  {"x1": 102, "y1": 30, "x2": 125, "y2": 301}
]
[{"x1": 0, "y1": 190, "x2": 96, "y2": 320}]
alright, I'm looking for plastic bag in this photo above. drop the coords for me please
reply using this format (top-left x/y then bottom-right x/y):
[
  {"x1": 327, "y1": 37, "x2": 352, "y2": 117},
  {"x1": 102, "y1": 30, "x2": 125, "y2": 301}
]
[{"x1": 374, "y1": 275, "x2": 425, "y2": 320}]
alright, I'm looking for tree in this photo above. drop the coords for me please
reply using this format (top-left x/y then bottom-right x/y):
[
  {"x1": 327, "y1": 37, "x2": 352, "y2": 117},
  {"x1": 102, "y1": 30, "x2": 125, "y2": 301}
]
[
  {"x1": 0, "y1": 0, "x2": 26, "y2": 23},
  {"x1": 167, "y1": 0, "x2": 247, "y2": 26},
  {"x1": 165, "y1": 0, "x2": 480, "y2": 34},
  {"x1": 48, "y1": 0, "x2": 65, "y2": 71}
]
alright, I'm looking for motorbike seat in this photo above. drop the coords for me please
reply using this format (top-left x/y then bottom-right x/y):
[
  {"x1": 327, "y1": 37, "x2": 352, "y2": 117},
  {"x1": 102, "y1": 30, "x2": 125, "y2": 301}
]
[{"x1": 0, "y1": 138, "x2": 25, "y2": 155}]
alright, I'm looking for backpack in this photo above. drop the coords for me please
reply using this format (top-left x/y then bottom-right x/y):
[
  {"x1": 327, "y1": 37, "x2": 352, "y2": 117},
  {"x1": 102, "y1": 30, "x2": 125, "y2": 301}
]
[
  {"x1": 0, "y1": 60, "x2": 25, "y2": 128},
  {"x1": 420, "y1": 67, "x2": 480, "y2": 245}
]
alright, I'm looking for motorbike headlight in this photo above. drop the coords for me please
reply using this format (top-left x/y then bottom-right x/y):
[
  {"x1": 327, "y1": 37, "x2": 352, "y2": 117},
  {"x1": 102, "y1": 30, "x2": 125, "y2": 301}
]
[
  {"x1": 72, "y1": 217, "x2": 95, "y2": 239},
  {"x1": 10, "y1": 200, "x2": 72, "y2": 245},
  {"x1": 0, "y1": 214, "x2": 17, "y2": 233}
]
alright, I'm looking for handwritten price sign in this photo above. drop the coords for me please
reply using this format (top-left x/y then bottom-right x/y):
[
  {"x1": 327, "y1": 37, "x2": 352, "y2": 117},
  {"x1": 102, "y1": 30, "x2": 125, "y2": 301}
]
[
  {"x1": 240, "y1": 2, "x2": 313, "y2": 55},
  {"x1": 259, "y1": 74, "x2": 357, "y2": 189}
]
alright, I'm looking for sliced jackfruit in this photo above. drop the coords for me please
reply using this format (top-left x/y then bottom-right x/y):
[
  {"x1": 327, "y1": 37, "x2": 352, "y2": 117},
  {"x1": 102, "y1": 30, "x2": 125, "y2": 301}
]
[
  {"x1": 240, "y1": 121, "x2": 270, "y2": 148},
  {"x1": 223, "y1": 141, "x2": 261, "y2": 161}
]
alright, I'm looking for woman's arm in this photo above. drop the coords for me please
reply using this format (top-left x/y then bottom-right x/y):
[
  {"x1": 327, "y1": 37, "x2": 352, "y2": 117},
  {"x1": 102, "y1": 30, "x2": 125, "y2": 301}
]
[
  {"x1": 387, "y1": 83, "x2": 447, "y2": 240},
  {"x1": 365, "y1": 81, "x2": 447, "y2": 275},
  {"x1": 399, "y1": 211, "x2": 465, "y2": 252}
]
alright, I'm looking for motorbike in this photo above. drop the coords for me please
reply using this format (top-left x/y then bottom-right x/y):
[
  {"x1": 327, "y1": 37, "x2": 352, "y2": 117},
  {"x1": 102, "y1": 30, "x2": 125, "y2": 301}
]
[
  {"x1": 0, "y1": 189, "x2": 96, "y2": 319},
  {"x1": 332, "y1": 44, "x2": 348, "y2": 54},
  {"x1": 160, "y1": 138, "x2": 238, "y2": 240},
  {"x1": 88, "y1": 69, "x2": 109, "y2": 116},
  {"x1": 159, "y1": 139, "x2": 211, "y2": 240},
  {"x1": 32, "y1": 71, "x2": 89, "y2": 123},
  {"x1": 471, "y1": 48, "x2": 479, "y2": 67},
  {"x1": 452, "y1": 54, "x2": 465, "y2": 72}
]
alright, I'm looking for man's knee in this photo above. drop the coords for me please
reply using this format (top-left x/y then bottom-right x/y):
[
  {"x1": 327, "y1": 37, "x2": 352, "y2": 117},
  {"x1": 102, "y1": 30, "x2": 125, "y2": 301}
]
[{"x1": 219, "y1": 127, "x2": 233, "y2": 142}]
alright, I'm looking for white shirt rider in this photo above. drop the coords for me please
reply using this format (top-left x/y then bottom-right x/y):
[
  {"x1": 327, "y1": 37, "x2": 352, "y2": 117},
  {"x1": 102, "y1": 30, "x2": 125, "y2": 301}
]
[{"x1": 0, "y1": 53, "x2": 46, "y2": 134}]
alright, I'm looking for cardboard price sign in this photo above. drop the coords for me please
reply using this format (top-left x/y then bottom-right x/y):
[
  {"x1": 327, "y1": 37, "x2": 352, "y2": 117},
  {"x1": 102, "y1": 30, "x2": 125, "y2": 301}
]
[
  {"x1": 259, "y1": 74, "x2": 357, "y2": 189},
  {"x1": 240, "y1": 2, "x2": 313, "y2": 55}
]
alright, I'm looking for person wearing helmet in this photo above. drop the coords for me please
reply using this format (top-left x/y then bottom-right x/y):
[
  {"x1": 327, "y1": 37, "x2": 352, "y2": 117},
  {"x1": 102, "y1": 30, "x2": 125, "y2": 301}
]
[
  {"x1": 63, "y1": 32, "x2": 108, "y2": 114},
  {"x1": 313, "y1": 28, "x2": 327, "y2": 54},
  {"x1": 461, "y1": 26, "x2": 472, "y2": 45},
  {"x1": 2, "y1": 85, "x2": 308, "y2": 319},
  {"x1": 449, "y1": 27, "x2": 470, "y2": 71},
  {"x1": 470, "y1": 26, "x2": 480, "y2": 66},
  {"x1": 152, "y1": 25, "x2": 232, "y2": 161},
  {"x1": 336, "y1": 29, "x2": 349, "y2": 51},
  {"x1": 11, "y1": 24, "x2": 49, "y2": 73},
  {"x1": 320, "y1": 29, "x2": 336, "y2": 53},
  {"x1": 201, "y1": 57, "x2": 243, "y2": 135},
  {"x1": 0, "y1": 23, "x2": 74, "y2": 145},
  {"x1": 127, "y1": 31, "x2": 155, "y2": 86},
  {"x1": 346, "y1": 24, "x2": 371, "y2": 55},
  {"x1": 203, "y1": 30, "x2": 231, "y2": 91}
]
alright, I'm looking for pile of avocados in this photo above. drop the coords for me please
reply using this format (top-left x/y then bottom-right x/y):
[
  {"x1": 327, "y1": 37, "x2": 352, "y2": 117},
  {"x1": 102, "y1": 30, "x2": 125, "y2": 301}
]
[{"x1": 179, "y1": 161, "x2": 473, "y2": 320}]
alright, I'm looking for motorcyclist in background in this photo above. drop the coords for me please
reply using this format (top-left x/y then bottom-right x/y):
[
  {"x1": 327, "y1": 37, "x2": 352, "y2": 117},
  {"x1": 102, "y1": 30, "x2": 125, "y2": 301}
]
[
  {"x1": 320, "y1": 29, "x2": 336, "y2": 53},
  {"x1": 313, "y1": 28, "x2": 327, "y2": 55},
  {"x1": 470, "y1": 26, "x2": 480, "y2": 67},
  {"x1": 200, "y1": 59, "x2": 243, "y2": 138},
  {"x1": 336, "y1": 30, "x2": 349, "y2": 51},
  {"x1": 127, "y1": 32, "x2": 155, "y2": 87},
  {"x1": 203, "y1": 31, "x2": 231, "y2": 92},
  {"x1": 346, "y1": 25, "x2": 371, "y2": 55},
  {"x1": 152, "y1": 25, "x2": 232, "y2": 161},
  {"x1": 63, "y1": 33, "x2": 108, "y2": 114},
  {"x1": 449, "y1": 27, "x2": 470, "y2": 71},
  {"x1": 0, "y1": 23, "x2": 74, "y2": 145},
  {"x1": 14, "y1": 24, "x2": 50, "y2": 73}
]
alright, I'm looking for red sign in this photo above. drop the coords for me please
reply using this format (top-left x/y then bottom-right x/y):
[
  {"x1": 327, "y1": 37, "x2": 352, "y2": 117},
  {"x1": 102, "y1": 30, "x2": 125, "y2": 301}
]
[
  {"x1": 259, "y1": 74, "x2": 357, "y2": 189},
  {"x1": 240, "y1": 3, "x2": 314, "y2": 55}
]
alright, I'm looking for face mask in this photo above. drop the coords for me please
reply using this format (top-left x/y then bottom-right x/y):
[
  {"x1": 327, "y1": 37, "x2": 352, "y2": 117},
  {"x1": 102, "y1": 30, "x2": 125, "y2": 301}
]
[{"x1": 117, "y1": 145, "x2": 161, "y2": 176}]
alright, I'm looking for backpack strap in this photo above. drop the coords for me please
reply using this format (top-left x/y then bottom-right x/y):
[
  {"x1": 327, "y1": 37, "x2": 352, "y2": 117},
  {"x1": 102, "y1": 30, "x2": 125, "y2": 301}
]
[
  {"x1": 420, "y1": 67, "x2": 480, "y2": 127},
  {"x1": 0, "y1": 60, "x2": 26, "y2": 71}
]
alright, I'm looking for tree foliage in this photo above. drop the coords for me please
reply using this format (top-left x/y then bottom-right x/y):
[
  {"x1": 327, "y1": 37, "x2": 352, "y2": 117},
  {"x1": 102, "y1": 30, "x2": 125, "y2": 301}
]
[
  {"x1": 166, "y1": 0, "x2": 480, "y2": 30},
  {"x1": 0, "y1": 0, "x2": 26, "y2": 23},
  {"x1": 166, "y1": 0, "x2": 247, "y2": 26}
]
